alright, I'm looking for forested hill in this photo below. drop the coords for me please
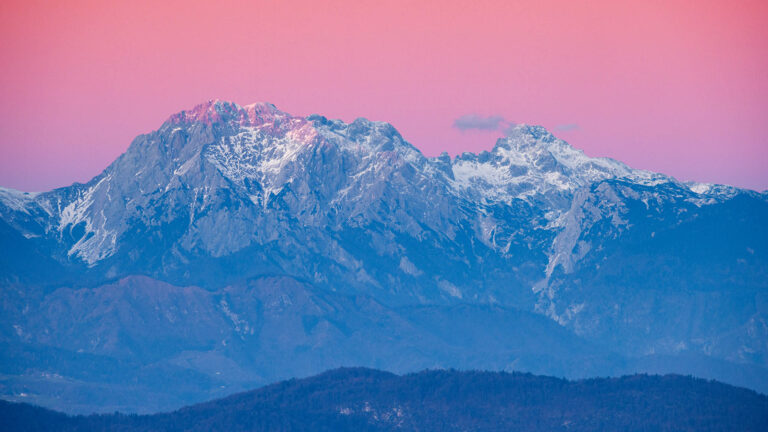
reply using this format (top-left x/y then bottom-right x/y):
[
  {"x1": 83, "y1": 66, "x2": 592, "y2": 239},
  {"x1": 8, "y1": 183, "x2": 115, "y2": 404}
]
[{"x1": 2, "y1": 368, "x2": 767, "y2": 432}]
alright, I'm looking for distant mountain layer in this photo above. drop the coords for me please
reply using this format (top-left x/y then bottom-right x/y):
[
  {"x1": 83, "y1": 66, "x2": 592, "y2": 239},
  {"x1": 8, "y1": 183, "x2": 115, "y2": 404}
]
[
  {"x1": 2, "y1": 368, "x2": 767, "y2": 432},
  {"x1": 1, "y1": 100, "x2": 767, "y2": 413}
]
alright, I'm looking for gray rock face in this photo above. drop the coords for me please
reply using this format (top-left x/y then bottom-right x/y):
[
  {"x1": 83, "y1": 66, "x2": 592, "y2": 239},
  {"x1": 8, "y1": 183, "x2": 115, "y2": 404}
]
[{"x1": 1, "y1": 100, "x2": 766, "y2": 412}]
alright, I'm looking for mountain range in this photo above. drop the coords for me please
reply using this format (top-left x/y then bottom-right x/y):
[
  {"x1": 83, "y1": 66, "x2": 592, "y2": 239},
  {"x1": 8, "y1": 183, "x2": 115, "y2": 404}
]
[{"x1": 1, "y1": 100, "x2": 766, "y2": 413}]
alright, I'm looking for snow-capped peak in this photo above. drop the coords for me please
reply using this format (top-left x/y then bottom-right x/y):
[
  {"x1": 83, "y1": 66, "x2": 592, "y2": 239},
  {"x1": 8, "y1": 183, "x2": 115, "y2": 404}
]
[
  {"x1": 165, "y1": 100, "x2": 292, "y2": 128},
  {"x1": 449, "y1": 123, "x2": 670, "y2": 207}
]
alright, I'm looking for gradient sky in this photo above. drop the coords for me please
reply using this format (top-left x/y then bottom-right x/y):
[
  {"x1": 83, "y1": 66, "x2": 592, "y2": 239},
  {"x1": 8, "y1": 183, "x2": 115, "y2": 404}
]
[{"x1": 1, "y1": 0, "x2": 767, "y2": 191}]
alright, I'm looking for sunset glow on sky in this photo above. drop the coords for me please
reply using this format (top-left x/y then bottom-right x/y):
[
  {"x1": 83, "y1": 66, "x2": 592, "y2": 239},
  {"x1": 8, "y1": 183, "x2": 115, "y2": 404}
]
[{"x1": 1, "y1": 0, "x2": 767, "y2": 191}]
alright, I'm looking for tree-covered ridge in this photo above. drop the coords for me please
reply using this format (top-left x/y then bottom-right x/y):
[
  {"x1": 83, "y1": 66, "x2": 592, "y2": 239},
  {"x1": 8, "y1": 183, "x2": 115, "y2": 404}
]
[{"x1": 2, "y1": 368, "x2": 766, "y2": 432}]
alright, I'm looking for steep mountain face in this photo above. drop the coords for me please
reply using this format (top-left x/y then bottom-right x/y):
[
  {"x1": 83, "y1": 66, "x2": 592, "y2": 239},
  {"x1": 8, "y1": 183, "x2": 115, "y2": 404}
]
[{"x1": 1, "y1": 100, "x2": 766, "y2": 413}]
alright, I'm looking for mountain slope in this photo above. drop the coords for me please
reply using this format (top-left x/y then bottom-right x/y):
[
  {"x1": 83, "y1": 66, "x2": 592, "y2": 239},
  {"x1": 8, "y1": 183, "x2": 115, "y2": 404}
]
[
  {"x1": 1, "y1": 100, "x2": 766, "y2": 412},
  {"x1": 0, "y1": 275, "x2": 624, "y2": 413}
]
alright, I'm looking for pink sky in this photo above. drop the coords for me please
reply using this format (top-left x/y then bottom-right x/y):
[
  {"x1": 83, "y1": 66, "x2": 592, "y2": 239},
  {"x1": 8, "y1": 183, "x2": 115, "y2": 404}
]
[{"x1": 1, "y1": 0, "x2": 767, "y2": 191}]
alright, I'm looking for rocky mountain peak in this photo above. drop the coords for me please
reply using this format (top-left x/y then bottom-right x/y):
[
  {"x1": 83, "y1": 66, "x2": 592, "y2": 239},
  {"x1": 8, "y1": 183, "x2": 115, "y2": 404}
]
[{"x1": 165, "y1": 100, "x2": 290, "y2": 128}]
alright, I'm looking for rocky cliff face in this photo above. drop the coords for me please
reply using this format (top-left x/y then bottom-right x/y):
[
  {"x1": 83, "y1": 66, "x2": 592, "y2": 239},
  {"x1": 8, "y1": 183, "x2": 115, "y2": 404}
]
[{"x1": 1, "y1": 100, "x2": 766, "y2": 412}]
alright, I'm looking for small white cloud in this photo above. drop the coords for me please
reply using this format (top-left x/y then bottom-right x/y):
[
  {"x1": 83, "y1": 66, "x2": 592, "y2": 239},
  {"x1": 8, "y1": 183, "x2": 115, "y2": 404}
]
[
  {"x1": 555, "y1": 123, "x2": 579, "y2": 131},
  {"x1": 453, "y1": 114, "x2": 506, "y2": 131}
]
